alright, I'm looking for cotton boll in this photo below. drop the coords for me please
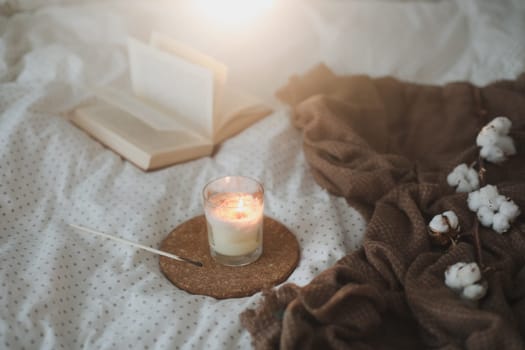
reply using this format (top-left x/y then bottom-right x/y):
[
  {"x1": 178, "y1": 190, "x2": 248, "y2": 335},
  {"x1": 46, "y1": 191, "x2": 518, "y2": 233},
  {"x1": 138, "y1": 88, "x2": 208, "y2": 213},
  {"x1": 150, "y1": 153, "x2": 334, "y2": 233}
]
[
  {"x1": 486, "y1": 196, "x2": 502, "y2": 211},
  {"x1": 443, "y1": 211, "x2": 459, "y2": 230},
  {"x1": 477, "y1": 206, "x2": 494, "y2": 227},
  {"x1": 479, "y1": 145, "x2": 492, "y2": 159},
  {"x1": 497, "y1": 135, "x2": 516, "y2": 156},
  {"x1": 481, "y1": 145, "x2": 506, "y2": 163},
  {"x1": 483, "y1": 136, "x2": 515, "y2": 163},
  {"x1": 478, "y1": 185, "x2": 499, "y2": 203},
  {"x1": 465, "y1": 168, "x2": 480, "y2": 189},
  {"x1": 447, "y1": 163, "x2": 479, "y2": 192},
  {"x1": 429, "y1": 214, "x2": 449, "y2": 233},
  {"x1": 476, "y1": 127, "x2": 498, "y2": 147},
  {"x1": 461, "y1": 283, "x2": 487, "y2": 301},
  {"x1": 488, "y1": 116, "x2": 512, "y2": 134},
  {"x1": 445, "y1": 262, "x2": 482, "y2": 290},
  {"x1": 445, "y1": 262, "x2": 487, "y2": 301},
  {"x1": 447, "y1": 164, "x2": 467, "y2": 186},
  {"x1": 477, "y1": 117, "x2": 515, "y2": 163},
  {"x1": 454, "y1": 163, "x2": 468, "y2": 174},
  {"x1": 479, "y1": 145, "x2": 490, "y2": 158},
  {"x1": 470, "y1": 185, "x2": 521, "y2": 234},
  {"x1": 428, "y1": 211, "x2": 460, "y2": 246},
  {"x1": 455, "y1": 163, "x2": 469, "y2": 175},
  {"x1": 468, "y1": 191, "x2": 482, "y2": 211},
  {"x1": 492, "y1": 213, "x2": 510, "y2": 233},
  {"x1": 456, "y1": 262, "x2": 482, "y2": 286},
  {"x1": 499, "y1": 200, "x2": 520, "y2": 220},
  {"x1": 494, "y1": 195, "x2": 507, "y2": 209},
  {"x1": 445, "y1": 262, "x2": 467, "y2": 290},
  {"x1": 456, "y1": 179, "x2": 473, "y2": 193},
  {"x1": 446, "y1": 170, "x2": 462, "y2": 187}
]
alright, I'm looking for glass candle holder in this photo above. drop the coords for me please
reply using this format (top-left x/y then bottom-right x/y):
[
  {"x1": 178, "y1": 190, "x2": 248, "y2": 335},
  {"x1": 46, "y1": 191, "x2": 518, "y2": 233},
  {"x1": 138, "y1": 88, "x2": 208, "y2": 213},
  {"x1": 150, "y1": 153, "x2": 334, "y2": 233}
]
[{"x1": 203, "y1": 176, "x2": 264, "y2": 266}]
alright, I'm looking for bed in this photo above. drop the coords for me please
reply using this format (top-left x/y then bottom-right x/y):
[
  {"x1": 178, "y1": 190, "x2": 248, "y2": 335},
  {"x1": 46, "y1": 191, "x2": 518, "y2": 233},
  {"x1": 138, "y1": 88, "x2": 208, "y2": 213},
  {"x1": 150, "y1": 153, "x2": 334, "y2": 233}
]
[{"x1": 1, "y1": 0, "x2": 524, "y2": 349}]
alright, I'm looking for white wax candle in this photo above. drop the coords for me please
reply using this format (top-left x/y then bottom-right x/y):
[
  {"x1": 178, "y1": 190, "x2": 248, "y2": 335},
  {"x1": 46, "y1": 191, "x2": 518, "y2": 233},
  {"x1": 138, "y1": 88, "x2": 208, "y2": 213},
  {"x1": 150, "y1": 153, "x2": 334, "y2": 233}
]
[{"x1": 205, "y1": 193, "x2": 263, "y2": 256}]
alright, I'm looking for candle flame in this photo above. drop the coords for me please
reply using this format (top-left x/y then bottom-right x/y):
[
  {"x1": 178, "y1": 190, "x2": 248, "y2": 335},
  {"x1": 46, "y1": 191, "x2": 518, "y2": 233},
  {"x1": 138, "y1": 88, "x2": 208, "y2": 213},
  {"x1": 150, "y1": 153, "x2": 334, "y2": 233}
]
[{"x1": 234, "y1": 197, "x2": 247, "y2": 219}]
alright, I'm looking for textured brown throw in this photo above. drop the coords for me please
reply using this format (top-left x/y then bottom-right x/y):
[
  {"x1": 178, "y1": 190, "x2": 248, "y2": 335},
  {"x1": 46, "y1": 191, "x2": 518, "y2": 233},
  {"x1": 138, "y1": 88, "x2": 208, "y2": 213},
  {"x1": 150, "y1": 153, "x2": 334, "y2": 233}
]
[{"x1": 240, "y1": 65, "x2": 525, "y2": 349}]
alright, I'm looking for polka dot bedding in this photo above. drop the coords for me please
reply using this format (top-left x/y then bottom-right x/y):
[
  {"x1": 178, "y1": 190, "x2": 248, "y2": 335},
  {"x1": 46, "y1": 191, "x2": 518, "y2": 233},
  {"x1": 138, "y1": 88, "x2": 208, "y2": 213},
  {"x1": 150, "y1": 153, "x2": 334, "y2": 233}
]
[
  {"x1": 0, "y1": 3, "x2": 366, "y2": 349},
  {"x1": 0, "y1": 105, "x2": 365, "y2": 349}
]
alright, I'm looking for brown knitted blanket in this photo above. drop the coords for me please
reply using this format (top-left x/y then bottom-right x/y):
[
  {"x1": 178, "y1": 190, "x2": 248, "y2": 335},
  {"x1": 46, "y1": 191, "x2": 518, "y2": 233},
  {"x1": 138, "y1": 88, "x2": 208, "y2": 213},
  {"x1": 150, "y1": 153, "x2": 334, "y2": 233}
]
[{"x1": 240, "y1": 65, "x2": 525, "y2": 349}]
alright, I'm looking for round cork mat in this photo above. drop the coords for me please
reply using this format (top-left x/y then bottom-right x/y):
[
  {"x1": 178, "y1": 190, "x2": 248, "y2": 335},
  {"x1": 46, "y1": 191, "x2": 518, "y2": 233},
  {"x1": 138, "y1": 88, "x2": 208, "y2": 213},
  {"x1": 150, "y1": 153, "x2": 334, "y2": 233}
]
[{"x1": 159, "y1": 215, "x2": 300, "y2": 299}]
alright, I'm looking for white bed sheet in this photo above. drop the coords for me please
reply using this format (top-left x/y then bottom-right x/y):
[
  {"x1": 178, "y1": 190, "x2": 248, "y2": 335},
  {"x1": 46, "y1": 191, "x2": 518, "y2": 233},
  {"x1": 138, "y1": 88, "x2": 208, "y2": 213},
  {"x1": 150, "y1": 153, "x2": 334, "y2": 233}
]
[{"x1": 0, "y1": 0, "x2": 524, "y2": 349}]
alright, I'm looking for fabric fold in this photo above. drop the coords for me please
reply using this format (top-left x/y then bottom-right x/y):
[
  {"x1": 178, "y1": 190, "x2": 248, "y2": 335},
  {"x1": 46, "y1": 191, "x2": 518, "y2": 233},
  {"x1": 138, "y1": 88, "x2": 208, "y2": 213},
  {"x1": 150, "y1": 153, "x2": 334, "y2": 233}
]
[{"x1": 241, "y1": 65, "x2": 525, "y2": 349}]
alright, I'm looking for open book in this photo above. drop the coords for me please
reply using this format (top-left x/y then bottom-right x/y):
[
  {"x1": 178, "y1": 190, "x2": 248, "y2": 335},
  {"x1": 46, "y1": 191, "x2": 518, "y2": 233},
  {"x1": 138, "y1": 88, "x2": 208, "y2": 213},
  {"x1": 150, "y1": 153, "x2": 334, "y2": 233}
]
[{"x1": 71, "y1": 32, "x2": 272, "y2": 170}]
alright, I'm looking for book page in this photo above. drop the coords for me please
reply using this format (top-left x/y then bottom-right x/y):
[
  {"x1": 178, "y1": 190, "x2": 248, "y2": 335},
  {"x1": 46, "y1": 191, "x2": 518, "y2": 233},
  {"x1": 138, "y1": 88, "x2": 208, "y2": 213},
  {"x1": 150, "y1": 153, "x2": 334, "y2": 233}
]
[
  {"x1": 150, "y1": 32, "x2": 227, "y2": 89},
  {"x1": 214, "y1": 86, "x2": 272, "y2": 144},
  {"x1": 150, "y1": 32, "x2": 227, "y2": 134},
  {"x1": 72, "y1": 102, "x2": 213, "y2": 170},
  {"x1": 127, "y1": 37, "x2": 214, "y2": 139},
  {"x1": 216, "y1": 87, "x2": 267, "y2": 129},
  {"x1": 94, "y1": 83, "x2": 201, "y2": 134}
]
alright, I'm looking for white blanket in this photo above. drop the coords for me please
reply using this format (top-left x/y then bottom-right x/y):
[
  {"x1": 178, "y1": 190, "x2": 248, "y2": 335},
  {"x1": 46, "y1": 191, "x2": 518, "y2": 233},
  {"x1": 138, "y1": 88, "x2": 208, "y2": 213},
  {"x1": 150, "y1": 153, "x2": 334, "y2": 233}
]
[{"x1": 0, "y1": 0, "x2": 523, "y2": 349}]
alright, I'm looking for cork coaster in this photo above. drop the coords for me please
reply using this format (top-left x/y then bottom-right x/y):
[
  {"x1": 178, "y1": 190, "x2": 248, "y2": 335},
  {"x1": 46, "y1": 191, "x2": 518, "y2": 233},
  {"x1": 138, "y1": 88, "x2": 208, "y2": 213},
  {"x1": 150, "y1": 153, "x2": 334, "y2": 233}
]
[{"x1": 159, "y1": 215, "x2": 300, "y2": 299}]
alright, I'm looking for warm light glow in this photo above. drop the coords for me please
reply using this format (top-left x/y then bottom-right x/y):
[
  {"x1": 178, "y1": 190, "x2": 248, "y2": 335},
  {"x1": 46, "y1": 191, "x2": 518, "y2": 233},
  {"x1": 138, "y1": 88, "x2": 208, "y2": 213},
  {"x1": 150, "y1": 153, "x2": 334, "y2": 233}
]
[
  {"x1": 195, "y1": 0, "x2": 274, "y2": 26},
  {"x1": 234, "y1": 197, "x2": 246, "y2": 219}
]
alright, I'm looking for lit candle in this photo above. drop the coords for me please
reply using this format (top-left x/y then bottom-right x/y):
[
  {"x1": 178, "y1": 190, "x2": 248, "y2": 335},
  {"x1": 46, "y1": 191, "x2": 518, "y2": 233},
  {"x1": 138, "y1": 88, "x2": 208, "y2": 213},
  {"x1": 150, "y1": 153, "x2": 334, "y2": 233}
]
[{"x1": 203, "y1": 176, "x2": 264, "y2": 266}]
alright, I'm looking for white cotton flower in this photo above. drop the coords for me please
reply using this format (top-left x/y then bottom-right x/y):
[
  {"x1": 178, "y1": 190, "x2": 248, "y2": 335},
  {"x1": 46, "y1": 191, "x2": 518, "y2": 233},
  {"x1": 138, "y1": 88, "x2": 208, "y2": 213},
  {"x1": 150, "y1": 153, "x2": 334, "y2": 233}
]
[
  {"x1": 488, "y1": 116, "x2": 512, "y2": 134},
  {"x1": 445, "y1": 262, "x2": 487, "y2": 301},
  {"x1": 468, "y1": 191, "x2": 482, "y2": 211},
  {"x1": 492, "y1": 213, "x2": 511, "y2": 234},
  {"x1": 429, "y1": 214, "x2": 449, "y2": 233},
  {"x1": 465, "y1": 168, "x2": 480, "y2": 185},
  {"x1": 461, "y1": 283, "x2": 487, "y2": 300},
  {"x1": 477, "y1": 206, "x2": 495, "y2": 227},
  {"x1": 499, "y1": 199, "x2": 521, "y2": 220},
  {"x1": 444, "y1": 262, "x2": 468, "y2": 290},
  {"x1": 445, "y1": 262, "x2": 482, "y2": 290},
  {"x1": 429, "y1": 210, "x2": 459, "y2": 233},
  {"x1": 443, "y1": 211, "x2": 459, "y2": 230},
  {"x1": 428, "y1": 211, "x2": 460, "y2": 245},
  {"x1": 494, "y1": 195, "x2": 507, "y2": 210},
  {"x1": 447, "y1": 164, "x2": 466, "y2": 187},
  {"x1": 456, "y1": 262, "x2": 482, "y2": 286},
  {"x1": 478, "y1": 185, "x2": 499, "y2": 202},
  {"x1": 447, "y1": 163, "x2": 479, "y2": 192},
  {"x1": 486, "y1": 195, "x2": 503, "y2": 211},
  {"x1": 468, "y1": 185, "x2": 521, "y2": 233},
  {"x1": 498, "y1": 135, "x2": 517, "y2": 155},
  {"x1": 476, "y1": 127, "x2": 498, "y2": 145},
  {"x1": 476, "y1": 116, "x2": 516, "y2": 163},
  {"x1": 480, "y1": 145, "x2": 506, "y2": 163}
]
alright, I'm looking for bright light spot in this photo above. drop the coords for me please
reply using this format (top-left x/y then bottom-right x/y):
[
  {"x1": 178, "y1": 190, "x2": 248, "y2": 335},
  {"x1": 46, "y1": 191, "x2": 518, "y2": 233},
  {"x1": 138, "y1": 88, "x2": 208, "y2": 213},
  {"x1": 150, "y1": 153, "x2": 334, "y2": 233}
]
[{"x1": 195, "y1": 0, "x2": 274, "y2": 26}]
